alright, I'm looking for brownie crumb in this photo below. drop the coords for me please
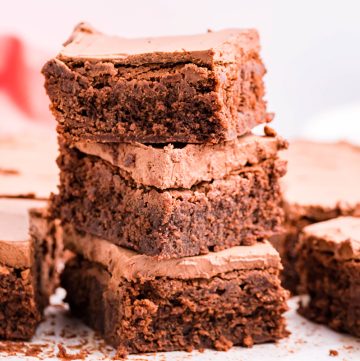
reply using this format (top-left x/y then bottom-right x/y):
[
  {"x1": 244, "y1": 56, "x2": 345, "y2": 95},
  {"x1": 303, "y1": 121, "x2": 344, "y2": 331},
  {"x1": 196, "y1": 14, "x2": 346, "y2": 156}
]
[
  {"x1": 24, "y1": 344, "x2": 47, "y2": 357},
  {"x1": 0, "y1": 341, "x2": 47, "y2": 358},
  {"x1": 57, "y1": 343, "x2": 87, "y2": 360},
  {"x1": 264, "y1": 125, "x2": 277, "y2": 137},
  {"x1": 113, "y1": 345, "x2": 128, "y2": 359},
  {"x1": 243, "y1": 335, "x2": 254, "y2": 347},
  {"x1": 214, "y1": 336, "x2": 233, "y2": 351},
  {"x1": 329, "y1": 349, "x2": 339, "y2": 357}
]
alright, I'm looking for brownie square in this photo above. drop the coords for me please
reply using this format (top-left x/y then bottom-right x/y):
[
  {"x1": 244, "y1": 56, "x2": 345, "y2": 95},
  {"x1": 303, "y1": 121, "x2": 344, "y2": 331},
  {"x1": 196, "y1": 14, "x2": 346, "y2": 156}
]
[
  {"x1": 52, "y1": 134, "x2": 286, "y2": 258},
  {"x1": 42, "y1": 23, "x2": 271, "y2": 144},
  {"x1": 0, "y1": 199, "x2": 61, "y2": 340},
  {"x1": 61, "y1": 225, "x2": 289, "y2": 355},
  {"x1": 270, "y1": 140, "x2": 360, "y2": 293},
  {"x1": 297, "y1": 217, "x2": 360, "y2": 337}
]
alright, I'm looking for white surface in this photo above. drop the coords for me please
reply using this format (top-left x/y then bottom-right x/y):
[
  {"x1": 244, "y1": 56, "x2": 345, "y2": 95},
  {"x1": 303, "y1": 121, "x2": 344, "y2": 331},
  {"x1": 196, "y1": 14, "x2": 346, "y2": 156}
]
[{"x1": 0, "y1": 289, "x2": 358, "y2": 360}]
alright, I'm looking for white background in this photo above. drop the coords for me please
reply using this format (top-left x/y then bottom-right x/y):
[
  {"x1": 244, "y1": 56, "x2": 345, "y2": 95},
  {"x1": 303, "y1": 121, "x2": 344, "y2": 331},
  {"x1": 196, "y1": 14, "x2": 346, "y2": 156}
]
[{"x1": 1, "y1": 0, "x2": 360, "y2": 141}]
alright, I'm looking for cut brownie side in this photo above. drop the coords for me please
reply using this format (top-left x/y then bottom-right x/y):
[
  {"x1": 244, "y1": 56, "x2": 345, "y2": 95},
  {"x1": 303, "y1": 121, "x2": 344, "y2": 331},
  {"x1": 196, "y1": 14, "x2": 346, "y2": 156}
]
[
  {"x1": 30, "y1": 208, "x2": 63, "y2": 312},
  {"x1": 297, "y1": 217, "x2": 360, "y2": 337},
  {"x1": 0, "y1": 199, "x2": 61, "y2": 340},
  {"x1": 42, "y1": 23, "x2": 270, "y2": 144},
  {"x1": 61, "y1": 229, "x2": 289, "y2": 355},
  {"x1": 0, "y1": 264, "x2": 42, "y2": 340},
  {"x1": 53, "y1": 139, "x2": 286, "y2": 258},
  {"x1": 270, "y1": 140, "x2": 360, "y2": 293}
]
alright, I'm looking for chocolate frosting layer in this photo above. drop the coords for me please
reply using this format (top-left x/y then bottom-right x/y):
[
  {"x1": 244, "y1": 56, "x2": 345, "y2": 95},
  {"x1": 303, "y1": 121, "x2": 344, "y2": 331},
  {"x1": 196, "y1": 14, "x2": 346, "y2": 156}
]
[
  {"x1": 0, "y1": 199, "x2": 46, "y2": 268},
  {"x1": 302, "y1": 216, "x2": 360, "y2": 260},
  {"x1": 75, "y1": 134, "x2": 286, "y2": 189},
  {"x1": 63, "y1": 225, "x2": 281, "y2": 281},
  {"x1": 60, "y1": 23, "x2": 259, "y2": 65},
  {"x1": 282, "y1": 141, "x2": 360, "y2": 219}
]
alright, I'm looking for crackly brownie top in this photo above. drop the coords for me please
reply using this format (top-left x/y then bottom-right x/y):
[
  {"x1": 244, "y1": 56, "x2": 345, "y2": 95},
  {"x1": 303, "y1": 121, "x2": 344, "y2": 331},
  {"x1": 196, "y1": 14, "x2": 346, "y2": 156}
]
[
  {"x1": 75, "y1": 133, "x2": 287, "y2": 189},
  {"x1": 58, "y1": 22, "x2": 259, "y2": 66},
  {"x1": 0, "y1": 199, "x2": 46, "y2": 268},
  {"x1": 282, "y1": 140, "x2": 360, "y2": 218},
  {"x1": 302, "y1": 216, "x2": 360, "y2": 260},
  {"x1": 63, "y1": 224, "x2": 281, "y2": 282}
]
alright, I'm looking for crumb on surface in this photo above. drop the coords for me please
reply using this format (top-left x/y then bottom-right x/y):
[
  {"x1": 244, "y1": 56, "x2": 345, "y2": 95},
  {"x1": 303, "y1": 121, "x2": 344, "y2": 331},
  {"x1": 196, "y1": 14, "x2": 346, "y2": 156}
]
[
  {"x1": 329, "y1": 349, "x2": 339, "y2": 356},
  {"x1": 264, "y1": 125, "x2": 277, "y2": 137},
  {"x1": 57, "y1": 343, "x2": 87, "y2": 360}
]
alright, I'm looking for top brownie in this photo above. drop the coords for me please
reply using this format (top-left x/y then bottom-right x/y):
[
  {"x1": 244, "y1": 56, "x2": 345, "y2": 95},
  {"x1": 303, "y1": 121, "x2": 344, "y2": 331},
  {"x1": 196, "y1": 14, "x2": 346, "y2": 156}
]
[{"x1": 42, "y1": 23, "x2": 270, "y2": 144}]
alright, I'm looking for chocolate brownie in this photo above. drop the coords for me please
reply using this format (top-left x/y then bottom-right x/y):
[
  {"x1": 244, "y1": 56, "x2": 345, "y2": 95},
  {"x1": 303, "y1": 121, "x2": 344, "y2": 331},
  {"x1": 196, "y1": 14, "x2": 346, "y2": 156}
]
[
  {"x1": 42, "y1": 23, "x2": 271, "y2": 144},
  {"x1": 0, "y1": 131, "x2": 58, "y2": 199},
  {"x1": 270, "y1": 141, "x2": 360, "y2": 293},
  {"x1": 75, "y1": 133, "x2": 286, "y2": 189},
  {"x1": 52, "y1": 135, "x2": 286, "y2": 258},
  {"x1": 297, "y1": 217, "x2": 360, "y2": 337},
  {"x1": 0, "y1": 199, "x2": 62, "y2": 340},
  {"x1": 61, "y1": 225, "x2": 289, "y2": 355}
]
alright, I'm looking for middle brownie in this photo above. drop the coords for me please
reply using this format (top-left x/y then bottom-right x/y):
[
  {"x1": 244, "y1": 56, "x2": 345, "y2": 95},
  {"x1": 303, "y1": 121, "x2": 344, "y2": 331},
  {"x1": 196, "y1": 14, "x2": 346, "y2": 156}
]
[{"x1": 53, "y1": 134, "x2": 287, "y2": 258}]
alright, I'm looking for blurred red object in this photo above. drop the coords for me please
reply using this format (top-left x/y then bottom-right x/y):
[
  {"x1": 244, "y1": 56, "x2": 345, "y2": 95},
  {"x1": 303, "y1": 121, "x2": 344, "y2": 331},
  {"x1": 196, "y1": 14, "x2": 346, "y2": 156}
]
[{"x1": 0, "y1": 35, "x2": 52, "y2": 123}]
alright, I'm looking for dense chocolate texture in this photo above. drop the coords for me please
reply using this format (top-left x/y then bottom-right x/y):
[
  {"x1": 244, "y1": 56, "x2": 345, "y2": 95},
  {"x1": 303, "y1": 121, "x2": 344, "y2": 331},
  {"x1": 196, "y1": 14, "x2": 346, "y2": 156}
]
[
  {"x1": 270, "y1": 141, "x2": 360, "y2": 293},
  {"x1": 297, "y1": 217, "x2": 360, "y2": 337},
  {"x1": 53, "y1": 140, "x2": 286, "y2": 258},
  {"x1": 0, "y1": 199, "x2": 61, "y2": 340},
  {"x1": 61, "y1": 233, "x2": 288, "y2": 354},
  {"x1": 42, "y1": 23, "x2": 270, "y2": 144}
]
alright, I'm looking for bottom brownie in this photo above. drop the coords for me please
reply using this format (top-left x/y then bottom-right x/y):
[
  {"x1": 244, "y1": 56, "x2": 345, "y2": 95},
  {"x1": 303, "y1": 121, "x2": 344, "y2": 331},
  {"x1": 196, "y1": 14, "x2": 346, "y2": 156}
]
[
  {"x1": 297, "y1": 217, "x2": 360, "y2": 337},
  {"x1": 61, "y1": 226, "x2": 289, "y2": 355},
  {"x1": 0, "y1": 199, "x2": 61, "y2": 340}
]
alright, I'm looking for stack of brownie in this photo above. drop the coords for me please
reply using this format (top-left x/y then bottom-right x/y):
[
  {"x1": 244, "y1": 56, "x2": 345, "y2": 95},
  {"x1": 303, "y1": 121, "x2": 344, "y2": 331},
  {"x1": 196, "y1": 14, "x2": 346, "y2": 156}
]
[{"x1": 42, "y1": 23, "x2": 289, "y2": 355}]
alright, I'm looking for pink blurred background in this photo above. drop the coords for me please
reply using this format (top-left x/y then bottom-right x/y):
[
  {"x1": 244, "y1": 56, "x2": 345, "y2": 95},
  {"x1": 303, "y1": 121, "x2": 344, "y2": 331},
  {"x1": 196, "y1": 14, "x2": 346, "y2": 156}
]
[{"x1": 1, "y1": 0, "x2": 360, "y2": 142}]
